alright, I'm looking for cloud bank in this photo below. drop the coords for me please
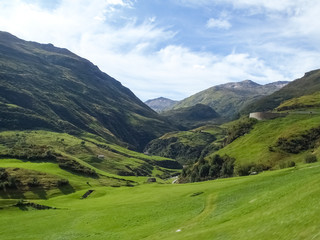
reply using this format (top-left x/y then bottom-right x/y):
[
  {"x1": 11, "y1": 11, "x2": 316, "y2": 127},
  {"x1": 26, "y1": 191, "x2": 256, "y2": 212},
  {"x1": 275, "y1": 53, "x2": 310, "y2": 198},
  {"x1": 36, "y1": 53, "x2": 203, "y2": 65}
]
[{"x1": 0, "y1": 0, "x2": 319, "y2": 101}]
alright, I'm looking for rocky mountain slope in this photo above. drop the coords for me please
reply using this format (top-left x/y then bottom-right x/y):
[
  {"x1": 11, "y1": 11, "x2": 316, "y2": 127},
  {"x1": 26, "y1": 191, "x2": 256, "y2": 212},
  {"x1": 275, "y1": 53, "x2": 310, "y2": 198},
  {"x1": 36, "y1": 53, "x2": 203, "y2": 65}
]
[
  {"x1": 0, "y1": 31, "x2": 176, "y2": 151},
  {"x1": 169, "y1": 80, "x2": 289, "y2": 120}
]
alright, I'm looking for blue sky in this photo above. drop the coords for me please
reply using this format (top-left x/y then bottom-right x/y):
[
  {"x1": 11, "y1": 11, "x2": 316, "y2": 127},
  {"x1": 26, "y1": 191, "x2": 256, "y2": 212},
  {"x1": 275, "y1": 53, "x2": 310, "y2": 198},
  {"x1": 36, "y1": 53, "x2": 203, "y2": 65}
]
[{"x1": 0, "y1": 0, "x2": 320, "y2": 101}]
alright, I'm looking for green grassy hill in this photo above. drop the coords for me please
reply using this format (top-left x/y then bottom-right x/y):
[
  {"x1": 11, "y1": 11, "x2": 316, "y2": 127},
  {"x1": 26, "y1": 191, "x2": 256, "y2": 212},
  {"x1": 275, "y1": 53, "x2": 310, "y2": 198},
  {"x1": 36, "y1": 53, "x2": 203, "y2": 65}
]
[
  {"x1": 0, "y1": 31, "x2": 175, "y2": 151},
  {"x1": 217, "y1": 113, "x2": 320, "y2": 168},
  {"x1": 1, "y1": 161, "x2": 320, "y2": 239},
  {"x1": 276, "y1": 91, "x2": 320, "y2": 111},
  {"x1": 0, "y1": 130, "x2": 181, "y2": 180}
]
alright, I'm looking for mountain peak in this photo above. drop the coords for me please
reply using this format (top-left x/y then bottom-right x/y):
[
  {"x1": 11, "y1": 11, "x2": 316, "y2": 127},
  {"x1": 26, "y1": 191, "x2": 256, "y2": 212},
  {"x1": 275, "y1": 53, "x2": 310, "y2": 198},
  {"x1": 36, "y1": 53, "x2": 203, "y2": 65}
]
[
  {"x1": 218, "y1": 79, "x2": 261, "y2": 90},
  {"x1": 145, "y1": 97, "x2": 178, "y2": 112}
]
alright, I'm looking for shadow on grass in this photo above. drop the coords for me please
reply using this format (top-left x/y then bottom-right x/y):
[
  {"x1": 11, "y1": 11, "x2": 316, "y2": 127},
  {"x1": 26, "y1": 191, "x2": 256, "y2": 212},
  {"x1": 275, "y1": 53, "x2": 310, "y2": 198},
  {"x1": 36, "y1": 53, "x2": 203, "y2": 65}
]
[
  {"x1": 58, "y1": 184, "x2": 75, "y2": 195},
  {"x1": 0, "y1": 188, "x2": 25, "y2": 199},
  {"x1": 30, "y1": 186, "x2": 47, "y2": 199}
]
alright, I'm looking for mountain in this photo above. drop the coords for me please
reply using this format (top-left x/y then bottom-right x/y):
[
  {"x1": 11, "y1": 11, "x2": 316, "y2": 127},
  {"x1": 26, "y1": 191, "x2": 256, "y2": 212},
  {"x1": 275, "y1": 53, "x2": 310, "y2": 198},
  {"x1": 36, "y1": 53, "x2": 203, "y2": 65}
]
[
  {"x1": 242, "y1": 69, "x2": 320, "y2": 114},
  {"x1": 0, "y1": 31, "x2": 176, "y2": 151},
  {"x1": 169, "y1": 80, "x2": 289, "y2": 120},
  {"x1": 160, "y1": 103, "x2": 220, "y2": 129},
  {"x1": 145, "y1": 97, "x2": 178, "y2": 112}
]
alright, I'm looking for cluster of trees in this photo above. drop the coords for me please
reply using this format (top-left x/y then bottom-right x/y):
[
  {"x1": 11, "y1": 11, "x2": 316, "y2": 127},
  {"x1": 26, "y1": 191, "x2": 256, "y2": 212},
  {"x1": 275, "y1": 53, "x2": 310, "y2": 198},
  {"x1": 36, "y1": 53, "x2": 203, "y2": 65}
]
[
  {"x1": 180, "y1": 154, "x2": 270, "y2": 183},
  {"x1": 180, "y1": 154, "x2": 235, "y2": 182}
]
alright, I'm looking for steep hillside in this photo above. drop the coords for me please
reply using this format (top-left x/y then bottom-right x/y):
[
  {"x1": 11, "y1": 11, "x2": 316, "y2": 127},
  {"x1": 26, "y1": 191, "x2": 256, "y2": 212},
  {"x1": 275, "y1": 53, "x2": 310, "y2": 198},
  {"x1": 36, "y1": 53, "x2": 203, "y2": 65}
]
[
  {"x1": 170, "y1": 80, "x2": 288, "y2": 119},
  {"x1": 145, "y1": 97, "x2": 178, "y2": 112},
  {"x1": 181, "y1": 110, "x2": 320, "y2": 183},
  {"x1": 276, "y1": 91, "x2": 320, "y2": 111},
  {"x1": 0, "y1": 31, "x2": 175, "y2": 151},
  {"x1": 144, "y1": 125, "x2": 226, "y2": 165},
  {"x1": 161, "y1": 104, "x2": 221, "y2": 129},
  {"x1": 243, "y1": 69, "x2": 320, "y2": 113}
]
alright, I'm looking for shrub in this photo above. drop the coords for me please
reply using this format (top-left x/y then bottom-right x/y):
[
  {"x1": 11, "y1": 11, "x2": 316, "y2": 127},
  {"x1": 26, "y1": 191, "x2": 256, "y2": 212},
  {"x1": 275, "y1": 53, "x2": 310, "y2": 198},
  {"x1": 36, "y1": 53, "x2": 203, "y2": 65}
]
[
  {"x1": 57, "y1": 179, "x2": 69, "y2": 186},
  {"x1": 235, "y1": 163, "x2": 268, "y2": 176},
  {"x1": 279, "y1": 161, "x2": 296, "y2": 169},
  {"x1": 305, "y1": 154, "x2": 317, "y2": 163},
  {"x1": 28, "y1": 177, "x2": 40, "y2": 187},
  {"x1": 288, "y1": 161, "x2": 296, "y2": 167}
]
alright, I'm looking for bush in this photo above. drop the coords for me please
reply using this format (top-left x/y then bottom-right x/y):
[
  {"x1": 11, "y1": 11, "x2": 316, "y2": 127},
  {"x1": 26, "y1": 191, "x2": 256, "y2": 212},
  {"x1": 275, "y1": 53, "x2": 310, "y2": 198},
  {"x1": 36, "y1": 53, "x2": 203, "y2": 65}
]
[
  {"x1": 305, "y1": 154, "x2": 317, "y2": 163},
  {"x1": 57, "y1": 179, "x2": 69, "y2": 186},
  {"x1": 28, "y1": 177, "x2": 40, "y2": 187},
  {"x1": 235, "y1": 163, "x2": 269, "y2": 176},
  {"x1": 279, "y1": 161, "x2": 296, "y2": 169}
]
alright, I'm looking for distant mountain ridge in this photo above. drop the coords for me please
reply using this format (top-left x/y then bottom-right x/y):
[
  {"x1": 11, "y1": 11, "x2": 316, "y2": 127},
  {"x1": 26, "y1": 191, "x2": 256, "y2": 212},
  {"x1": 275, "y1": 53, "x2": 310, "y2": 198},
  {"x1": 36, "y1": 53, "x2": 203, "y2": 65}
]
[
  {"x1": 161, "y1": 104, "x2": 220, "y2": 129},
  {"x1": 169, "y1": 80, "x2": 289, "y2": 120},
  {"x1": 0, "y1": 31, "x2": 176, "y2": 151},
  {"x1": 145, "y1": 97, "x2": 178, "y2": 112}
]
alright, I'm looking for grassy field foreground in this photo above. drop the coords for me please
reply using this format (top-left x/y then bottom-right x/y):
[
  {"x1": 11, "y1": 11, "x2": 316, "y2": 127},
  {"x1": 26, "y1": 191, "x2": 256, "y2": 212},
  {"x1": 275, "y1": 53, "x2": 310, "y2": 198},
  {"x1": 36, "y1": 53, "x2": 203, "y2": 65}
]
[{"x1": 1, "y1": 162, "x2": 320, "y2": 240}]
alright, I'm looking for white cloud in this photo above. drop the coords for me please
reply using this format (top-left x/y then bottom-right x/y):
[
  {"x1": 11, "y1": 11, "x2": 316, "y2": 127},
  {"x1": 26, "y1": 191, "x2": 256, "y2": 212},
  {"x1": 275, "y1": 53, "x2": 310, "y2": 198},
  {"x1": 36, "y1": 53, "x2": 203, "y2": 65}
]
[
  {"x1": 206, "y1": 18, "x2": 231, "y2": 29},
  {"x1": 0, "y1": 0, "x2": 319, "y2": 101}
]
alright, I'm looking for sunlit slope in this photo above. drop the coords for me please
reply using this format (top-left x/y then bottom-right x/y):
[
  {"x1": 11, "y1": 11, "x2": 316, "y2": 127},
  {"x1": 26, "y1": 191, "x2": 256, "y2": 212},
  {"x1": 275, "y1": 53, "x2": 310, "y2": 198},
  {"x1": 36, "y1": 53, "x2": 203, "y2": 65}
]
[
  {"x1": 1, "y1": 162, "x2": 320, "y2": 239},
  {"x1": 217, "y1": 113, "x2": 320, "y2": 168},
  {"x1": 0, "y1": 131, "x2": 181, "y2": 185}
]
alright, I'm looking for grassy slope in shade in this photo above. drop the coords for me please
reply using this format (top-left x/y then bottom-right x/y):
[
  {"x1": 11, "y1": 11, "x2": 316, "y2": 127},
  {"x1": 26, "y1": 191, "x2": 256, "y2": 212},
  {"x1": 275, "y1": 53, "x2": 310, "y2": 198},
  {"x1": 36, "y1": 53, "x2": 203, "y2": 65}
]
[
  {"x1": 0, "y1": 31, "x2": 175, "y2": 151},
  {"x1": 160, "y1": 103, "x2": 221, "y2": 129},
  {"x1": 216, "y1": 112, "x2": 320, "y2": 167},
  {"x1": 1, "y1": 162, "x2": 320, "y2": 239}
]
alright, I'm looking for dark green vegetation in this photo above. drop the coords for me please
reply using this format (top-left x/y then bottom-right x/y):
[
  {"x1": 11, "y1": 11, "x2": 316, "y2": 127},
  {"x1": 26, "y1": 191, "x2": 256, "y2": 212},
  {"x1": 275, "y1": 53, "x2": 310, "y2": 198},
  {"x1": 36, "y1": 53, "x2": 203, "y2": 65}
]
[
  {"x1": 180, "y1": 154, "x2": 236, "y2": 182},
  {"x1": 144, "y1": 125, "x2": 226, "y2": 165},
  {"x1": 0, "y1": 31, "x2": 176, "y2": 151},
  {"x1": 145, "y1": 97, "x2": 178, "y2": 112},
  {"x1": 161, "y1": 103, "x2": 220, "y2": 129},
  {"x1": 169, "y1": 80, "x2": 288, "y2": 120},
  {"x1": 243, "y1": 69, "x2": 320, "y2": 113}
]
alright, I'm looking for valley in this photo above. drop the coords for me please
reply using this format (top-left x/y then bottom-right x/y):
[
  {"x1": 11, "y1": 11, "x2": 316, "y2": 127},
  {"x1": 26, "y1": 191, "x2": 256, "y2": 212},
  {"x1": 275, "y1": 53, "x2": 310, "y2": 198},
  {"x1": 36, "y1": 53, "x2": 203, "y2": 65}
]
[{"x1": 1, "y1": 31, "x2": 320, "y2": 239}]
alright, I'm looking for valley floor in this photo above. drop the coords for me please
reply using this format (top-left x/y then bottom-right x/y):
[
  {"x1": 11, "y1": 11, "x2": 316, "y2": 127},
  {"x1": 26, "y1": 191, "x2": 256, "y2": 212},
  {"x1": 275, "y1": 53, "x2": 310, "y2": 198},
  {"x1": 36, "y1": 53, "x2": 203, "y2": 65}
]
[{"x1": 1, "y1": 162, "x2": 320, "y2": 239}]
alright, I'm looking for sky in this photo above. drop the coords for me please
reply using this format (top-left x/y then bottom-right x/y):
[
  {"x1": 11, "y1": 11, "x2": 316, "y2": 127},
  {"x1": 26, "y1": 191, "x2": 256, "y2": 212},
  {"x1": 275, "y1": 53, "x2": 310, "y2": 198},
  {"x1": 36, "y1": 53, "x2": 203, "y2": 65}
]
[{"x1": 0, "y1": 0, "x2": 320, "y2": 101}]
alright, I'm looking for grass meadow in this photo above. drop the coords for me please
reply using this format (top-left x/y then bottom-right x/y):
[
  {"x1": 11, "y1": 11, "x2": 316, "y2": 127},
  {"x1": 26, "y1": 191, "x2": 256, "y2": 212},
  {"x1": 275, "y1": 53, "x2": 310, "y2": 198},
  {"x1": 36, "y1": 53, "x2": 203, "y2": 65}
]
[{"x1": 1, "y1": 160, "x2": 320, "y2": 240}]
